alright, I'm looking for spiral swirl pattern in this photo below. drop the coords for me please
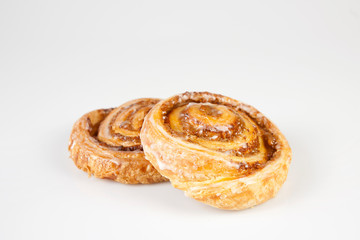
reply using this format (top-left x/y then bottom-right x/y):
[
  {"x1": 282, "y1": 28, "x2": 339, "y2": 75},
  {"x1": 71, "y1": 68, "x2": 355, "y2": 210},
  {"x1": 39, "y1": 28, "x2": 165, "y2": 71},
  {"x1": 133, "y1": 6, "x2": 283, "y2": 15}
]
[
  {"x1": 141, "y1": 92, "x2": 291, "y2": 209},
  {"x1": 69, "y1": 98, "x2": 168, "y2": 184}
]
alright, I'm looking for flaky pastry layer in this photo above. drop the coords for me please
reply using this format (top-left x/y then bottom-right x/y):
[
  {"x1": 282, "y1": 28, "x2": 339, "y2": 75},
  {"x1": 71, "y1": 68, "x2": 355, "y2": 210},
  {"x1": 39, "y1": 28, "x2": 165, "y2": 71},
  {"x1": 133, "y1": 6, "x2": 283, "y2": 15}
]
[
  {"x1": 69, "y1": 99, "x2": 168, "y2": 184},
  {"x1": 140, "y1": 92, "x2": 291, "y2": 209}
]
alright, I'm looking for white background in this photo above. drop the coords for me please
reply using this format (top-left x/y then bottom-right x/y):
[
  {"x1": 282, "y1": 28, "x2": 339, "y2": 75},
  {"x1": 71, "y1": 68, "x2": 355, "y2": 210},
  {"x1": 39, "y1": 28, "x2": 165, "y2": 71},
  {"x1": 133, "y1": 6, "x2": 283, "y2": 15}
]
[{"x1": 1, "y1": 1, "x2": 360, "y2": 239}]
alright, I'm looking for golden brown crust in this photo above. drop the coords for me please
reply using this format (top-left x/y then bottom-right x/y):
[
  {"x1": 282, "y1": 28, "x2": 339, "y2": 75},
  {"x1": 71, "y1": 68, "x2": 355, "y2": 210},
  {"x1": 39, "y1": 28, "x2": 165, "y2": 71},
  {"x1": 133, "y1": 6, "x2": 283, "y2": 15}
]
[
  {"x1": 140, "y1": 92, "x2": 292, "y2": 209},
  {"x1": 69, "y1": 98, "x2": 168, "y2": 184}
]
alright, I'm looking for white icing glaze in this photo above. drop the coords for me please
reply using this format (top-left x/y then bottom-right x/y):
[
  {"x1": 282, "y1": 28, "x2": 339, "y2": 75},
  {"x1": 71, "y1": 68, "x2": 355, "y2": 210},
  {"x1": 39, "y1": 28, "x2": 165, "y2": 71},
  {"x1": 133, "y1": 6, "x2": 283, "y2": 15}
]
[
  {"x1": 156, "y1": 159, "x2": 171, "y2": 171},
  {"x1": 69, "y1": 140, "x2": 75, "y2": 150}
]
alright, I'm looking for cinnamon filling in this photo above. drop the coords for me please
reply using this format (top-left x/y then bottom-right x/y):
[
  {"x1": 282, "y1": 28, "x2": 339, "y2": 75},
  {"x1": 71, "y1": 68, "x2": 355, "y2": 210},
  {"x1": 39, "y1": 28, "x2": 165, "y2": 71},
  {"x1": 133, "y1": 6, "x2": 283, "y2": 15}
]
[
  {"x1": 160, "y1": 92, "x2": 278, "y2": 172},
  {"x1": 87, "y1": 99, "x2": 159, "y2": 152}
]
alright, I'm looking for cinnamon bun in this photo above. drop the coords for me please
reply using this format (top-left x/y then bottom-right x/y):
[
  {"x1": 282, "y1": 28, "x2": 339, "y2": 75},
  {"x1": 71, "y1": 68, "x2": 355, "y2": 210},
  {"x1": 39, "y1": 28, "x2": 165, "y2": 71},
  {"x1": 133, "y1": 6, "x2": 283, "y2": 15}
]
[
  {"x1": 140, "y1": 92, "x2": 291, "y2": 209},
  {"x1": 69, "y1": 98, "x2": 168, "y2": 184}
]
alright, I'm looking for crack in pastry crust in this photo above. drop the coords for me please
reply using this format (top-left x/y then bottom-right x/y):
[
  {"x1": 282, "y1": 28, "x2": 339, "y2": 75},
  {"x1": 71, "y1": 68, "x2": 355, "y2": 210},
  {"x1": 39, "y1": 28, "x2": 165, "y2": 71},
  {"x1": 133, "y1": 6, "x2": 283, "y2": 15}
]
[
  {"x1": 140, "y1": 92, "x2": 292, "y2": 209},
  {"x1": 68, "y1": 98, "x2": 168, "y2": 184}
]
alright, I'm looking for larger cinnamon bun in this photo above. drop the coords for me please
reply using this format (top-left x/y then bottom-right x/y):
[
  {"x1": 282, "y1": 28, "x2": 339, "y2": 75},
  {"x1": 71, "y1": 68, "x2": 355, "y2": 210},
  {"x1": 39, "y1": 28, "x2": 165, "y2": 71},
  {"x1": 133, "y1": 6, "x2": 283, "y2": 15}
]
[
  {"x1": 140, "y1": 92, "x2": 291, "y2": 209},
  {"x1": 69, "y1": 98, "x2": 168, "y2": 184}
]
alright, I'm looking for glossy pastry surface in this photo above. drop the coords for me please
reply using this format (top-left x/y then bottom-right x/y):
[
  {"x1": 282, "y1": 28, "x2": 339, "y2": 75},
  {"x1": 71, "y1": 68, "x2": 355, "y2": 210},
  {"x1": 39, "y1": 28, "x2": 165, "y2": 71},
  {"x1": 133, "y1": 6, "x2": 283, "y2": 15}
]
[
  {"x1": 69, "y1": 98, "x2": 168, "y2": 184},
  {"x1": 140, "y1": 92, "x2": 291, "y2": 209}
]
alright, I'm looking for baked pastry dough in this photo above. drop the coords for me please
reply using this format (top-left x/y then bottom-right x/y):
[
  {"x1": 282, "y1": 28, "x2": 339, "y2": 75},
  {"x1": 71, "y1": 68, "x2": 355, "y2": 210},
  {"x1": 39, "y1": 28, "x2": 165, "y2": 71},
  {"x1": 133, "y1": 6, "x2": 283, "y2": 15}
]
[
  {"x1": 140, "y1": 92, "x2": 291, "y2": 209},
  {"x1": 69, "y1": 98, "x2": 168, "y2": 184}
]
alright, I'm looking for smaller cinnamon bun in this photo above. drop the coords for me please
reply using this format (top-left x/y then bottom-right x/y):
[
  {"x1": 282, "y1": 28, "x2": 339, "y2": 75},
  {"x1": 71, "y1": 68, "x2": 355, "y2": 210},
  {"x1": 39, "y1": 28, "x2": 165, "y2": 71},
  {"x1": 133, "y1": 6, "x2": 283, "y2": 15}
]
[{"x1": 69, "y1": 98, "x2": 168, "y2": 184}]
